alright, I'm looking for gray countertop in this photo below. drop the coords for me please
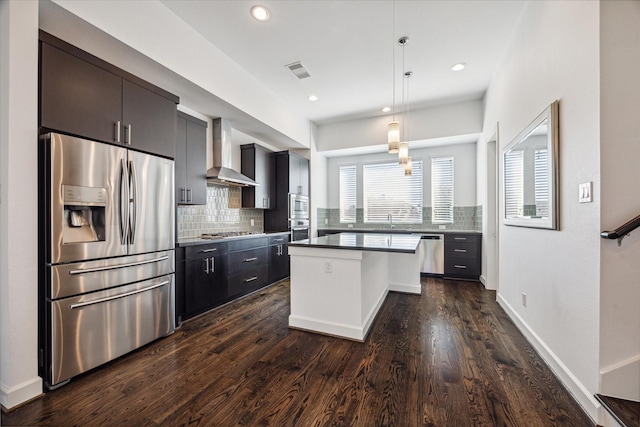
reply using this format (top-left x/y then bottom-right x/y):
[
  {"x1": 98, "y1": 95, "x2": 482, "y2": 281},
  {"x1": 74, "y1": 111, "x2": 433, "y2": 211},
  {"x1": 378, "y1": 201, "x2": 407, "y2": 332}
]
[
  {"x1": 176, "y1": 231, "x2": 289, "y2": 247},
  {"x1": 288, "y1": 232, "x2": 421, "y2": 254},
  {"x1": 318, "y1": 228, "x2": 481, "y2": 235}
]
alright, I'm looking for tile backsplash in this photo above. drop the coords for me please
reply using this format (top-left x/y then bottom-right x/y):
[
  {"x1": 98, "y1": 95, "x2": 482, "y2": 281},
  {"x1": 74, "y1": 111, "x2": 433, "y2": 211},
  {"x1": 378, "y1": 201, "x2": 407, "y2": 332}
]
[
  {"x1": 317, "y1": 205, "x2": 482, "y2": 232},
  {"x1": 177, "y1": 183, "x2": 263, "y2": 239}
]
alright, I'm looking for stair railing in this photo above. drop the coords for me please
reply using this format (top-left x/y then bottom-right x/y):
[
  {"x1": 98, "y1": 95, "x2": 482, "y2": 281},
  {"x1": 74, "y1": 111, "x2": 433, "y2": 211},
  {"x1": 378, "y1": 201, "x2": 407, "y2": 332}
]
[{"x1": 601, "y1": 213, "x2": 640, "y2": 246}]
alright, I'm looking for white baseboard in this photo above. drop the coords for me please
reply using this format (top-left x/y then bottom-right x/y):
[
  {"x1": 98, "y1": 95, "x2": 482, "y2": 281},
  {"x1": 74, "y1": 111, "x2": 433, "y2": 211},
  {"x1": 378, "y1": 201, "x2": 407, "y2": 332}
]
[
  {"x1": 479, "y1": 275, "x2": 487, "y2": 286},
  {"x1": 600, "y1": 355, "x2": 640, "y2": 402},
  {"x1": 497, "y1": 294, "x2": 600, "y2": 424},
  {"x1": 389, "y1": 282, "x2": 421, "y2": 294},
  {"x1": 0, "y1": 376, "x2": 42, "y2": 410}
]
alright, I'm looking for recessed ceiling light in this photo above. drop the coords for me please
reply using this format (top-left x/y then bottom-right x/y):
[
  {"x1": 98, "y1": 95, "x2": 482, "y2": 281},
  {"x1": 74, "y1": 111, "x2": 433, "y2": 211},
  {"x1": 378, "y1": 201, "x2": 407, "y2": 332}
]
[
  {"x1": 308, "y1": 95, "x2": 319, "y2": 102},
  {"x1": 451, "y1": 62, "x2": 466, "y2": 71},
  {"x1": 382, "y1": 107, "x2": 391, "y2": 113},
  {"x1": 251, "y1": 5, "x2": 270, "y2": 22}
]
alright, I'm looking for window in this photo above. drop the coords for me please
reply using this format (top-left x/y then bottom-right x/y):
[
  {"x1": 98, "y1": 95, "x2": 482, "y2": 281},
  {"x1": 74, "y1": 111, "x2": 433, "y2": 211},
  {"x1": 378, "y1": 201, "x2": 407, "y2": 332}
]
[
  {"x1": 504, "y1": 150, "x2": 524, "y2": 217},
  {"x1": 362, "y1": 161, "x2": 423, "y2": 224},
  {"x1": 339, "y1": 165, "x2": 356, "y2": 222},
  {"x1": 534, "y1": 148, "x2": 548, "y2": 217},
  {"x1": 431, "y1": 157, "x2": 454, "y2": 224}
]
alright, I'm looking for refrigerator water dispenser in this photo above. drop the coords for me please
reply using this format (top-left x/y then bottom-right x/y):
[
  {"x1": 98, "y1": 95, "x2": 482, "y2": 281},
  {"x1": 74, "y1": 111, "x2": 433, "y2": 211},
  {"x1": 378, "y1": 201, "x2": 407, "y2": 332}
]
[{"x1": 62, "y1": 185, "x2": 106, "y2": 243}]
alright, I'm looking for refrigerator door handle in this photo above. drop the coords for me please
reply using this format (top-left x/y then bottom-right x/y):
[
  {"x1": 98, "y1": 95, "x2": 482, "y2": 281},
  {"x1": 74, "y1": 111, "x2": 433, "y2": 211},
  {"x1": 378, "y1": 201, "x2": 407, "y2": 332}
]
[
  {"x1": 129, "y1": 160, "x2": 138, "y2": 244},
  {"x1": 119, "y1": 158, "x2": 129, "y2": 245},
  {"x1": 69, "y1": 281, "x2": 169, "y2": 310},
  {"x1": 68, "y1": 255, "x2": 170, "y2": 275}
]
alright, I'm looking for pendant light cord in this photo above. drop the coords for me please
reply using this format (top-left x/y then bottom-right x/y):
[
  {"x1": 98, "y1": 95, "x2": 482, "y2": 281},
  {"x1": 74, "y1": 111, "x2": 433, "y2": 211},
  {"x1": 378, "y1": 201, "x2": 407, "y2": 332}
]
[{"x1": 391, "y1": 0, "x2": 396, "y2": 122}]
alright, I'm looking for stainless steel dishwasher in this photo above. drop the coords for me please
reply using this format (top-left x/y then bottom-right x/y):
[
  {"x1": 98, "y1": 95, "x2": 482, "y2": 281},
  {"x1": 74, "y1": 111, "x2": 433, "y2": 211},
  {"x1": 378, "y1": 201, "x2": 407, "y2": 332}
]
[{"x1": 413, "y1": 234, "x2": 444, "y2": 275}]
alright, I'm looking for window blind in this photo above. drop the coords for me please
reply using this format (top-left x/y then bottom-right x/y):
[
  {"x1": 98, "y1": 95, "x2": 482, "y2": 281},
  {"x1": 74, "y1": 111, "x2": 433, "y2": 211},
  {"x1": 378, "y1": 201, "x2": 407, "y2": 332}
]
[
  {"x1": 431, "y1": 157, "x2": 454, "y2": 224},
  {"x1": 534, "y1": 148, "x2": 549, "y2": 217},
  {"x1": 362, "y1": 161, "x2": 423, "y2": 224},
  {"x1": 504, "y1": 150, "x2": 524, "y2": 217},
  {"x1": 339, "y1": 165, "x2": 357, "y2": 222}
]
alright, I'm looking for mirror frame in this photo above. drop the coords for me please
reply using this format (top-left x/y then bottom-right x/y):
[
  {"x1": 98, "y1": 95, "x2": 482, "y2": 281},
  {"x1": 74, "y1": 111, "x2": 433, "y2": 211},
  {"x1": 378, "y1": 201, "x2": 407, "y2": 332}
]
[{"x1": 503, "y1": 100, "x2": 559, "y2": 230}]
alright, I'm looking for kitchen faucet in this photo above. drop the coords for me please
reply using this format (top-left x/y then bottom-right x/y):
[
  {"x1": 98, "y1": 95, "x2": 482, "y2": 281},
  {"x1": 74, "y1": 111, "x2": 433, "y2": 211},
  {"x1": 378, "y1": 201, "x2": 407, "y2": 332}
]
[{"x1": 388, "y1": 213, "x2": 395, "y2": 229}]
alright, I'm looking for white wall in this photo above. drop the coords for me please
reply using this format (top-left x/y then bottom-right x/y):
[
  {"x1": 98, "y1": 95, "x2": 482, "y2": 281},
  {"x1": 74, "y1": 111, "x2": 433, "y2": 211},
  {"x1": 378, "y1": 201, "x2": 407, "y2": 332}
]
[
  {"x1": 309, "y1": 124, "x2": 328, "y2": 237},
  {"x1": 480, "y1": 0, "x2": 601, "y2": 421},
  {"x1": 316, "y1": 100, "x2": 482, "y2": 152},
  {"x1": 598, "y1": 0, "x2": 640, "y2": 402},
  {"x1": 327, "y1": 143, "x2": 477, "y2": 209},
  {"x1": 0, "y1": 0, "x2": 43, "y2": 409}
]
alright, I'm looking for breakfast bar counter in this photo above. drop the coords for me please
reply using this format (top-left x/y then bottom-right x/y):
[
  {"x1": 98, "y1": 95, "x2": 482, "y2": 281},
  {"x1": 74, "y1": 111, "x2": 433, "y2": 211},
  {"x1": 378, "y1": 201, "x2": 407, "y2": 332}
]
[{"x1": 287, "y1": 232, "x2": 421, "y2": 341}]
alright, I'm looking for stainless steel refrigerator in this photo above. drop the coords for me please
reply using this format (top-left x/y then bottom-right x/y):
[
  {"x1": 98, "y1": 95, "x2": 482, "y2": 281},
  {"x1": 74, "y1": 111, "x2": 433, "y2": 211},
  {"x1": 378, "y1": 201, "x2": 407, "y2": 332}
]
[{"x1": 40, "y1": 132, "x2": 175, "y2": 389}]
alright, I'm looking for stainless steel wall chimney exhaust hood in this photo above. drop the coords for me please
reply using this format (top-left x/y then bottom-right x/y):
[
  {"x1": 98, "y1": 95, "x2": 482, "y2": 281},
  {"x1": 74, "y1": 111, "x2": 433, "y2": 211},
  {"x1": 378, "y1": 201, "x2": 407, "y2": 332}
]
[{"x1": 206, "y1": 118, "x2": 259, "y2": 187}]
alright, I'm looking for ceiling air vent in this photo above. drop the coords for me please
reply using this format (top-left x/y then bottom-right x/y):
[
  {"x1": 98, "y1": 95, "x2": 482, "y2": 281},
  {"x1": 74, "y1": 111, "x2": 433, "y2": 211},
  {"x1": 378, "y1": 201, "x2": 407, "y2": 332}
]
[{"x1": 286, "y1": 61, "x2": 311, "y2": 79}]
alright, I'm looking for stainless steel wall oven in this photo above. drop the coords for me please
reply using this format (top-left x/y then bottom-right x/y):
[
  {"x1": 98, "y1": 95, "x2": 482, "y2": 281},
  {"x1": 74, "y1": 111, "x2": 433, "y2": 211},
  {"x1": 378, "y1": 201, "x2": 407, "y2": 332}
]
[{"x1": 39, "y1": 133, "x2": 175, "y2": 389}]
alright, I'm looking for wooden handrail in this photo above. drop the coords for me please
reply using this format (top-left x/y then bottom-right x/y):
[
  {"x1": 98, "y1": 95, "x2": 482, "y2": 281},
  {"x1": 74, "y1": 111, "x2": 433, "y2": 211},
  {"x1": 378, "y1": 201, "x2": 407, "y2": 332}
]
[{"x1": 601, "y1": 213, "x2": 640, "y2": 246}]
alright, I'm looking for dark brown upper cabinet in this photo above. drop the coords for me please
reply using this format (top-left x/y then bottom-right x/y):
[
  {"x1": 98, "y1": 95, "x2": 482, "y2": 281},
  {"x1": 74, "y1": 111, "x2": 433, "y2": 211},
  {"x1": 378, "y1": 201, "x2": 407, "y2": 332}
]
[
  {"x1": 241, "y1": 143, "x2": 274, "y2": 209},
  {"x1": 39, "y1": 31, "x2": 178, "y2": 159},
  {"x1": 175, "y1": 112, "x2": 207, "y2": 205}
]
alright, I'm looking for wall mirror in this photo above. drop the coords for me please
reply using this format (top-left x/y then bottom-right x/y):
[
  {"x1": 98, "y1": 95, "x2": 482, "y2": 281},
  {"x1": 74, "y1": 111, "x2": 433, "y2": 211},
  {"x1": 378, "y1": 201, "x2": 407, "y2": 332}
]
[{"x1": 503, "y1": 101, "x2": 559, "y2": 230}]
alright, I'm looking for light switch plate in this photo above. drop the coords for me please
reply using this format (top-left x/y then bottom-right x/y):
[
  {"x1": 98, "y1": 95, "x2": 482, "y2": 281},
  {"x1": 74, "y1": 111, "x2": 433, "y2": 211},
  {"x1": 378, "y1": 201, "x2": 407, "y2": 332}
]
[{"x1": 579, "y1": 182, "x2": 593, "y2": 203}]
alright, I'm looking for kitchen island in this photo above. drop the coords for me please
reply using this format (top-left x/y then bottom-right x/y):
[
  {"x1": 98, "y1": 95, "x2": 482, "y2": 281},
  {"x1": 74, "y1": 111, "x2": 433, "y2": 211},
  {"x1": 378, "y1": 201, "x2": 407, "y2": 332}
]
[{"x1": 287, "y1": 232, "x2": 421, "y2": 341}]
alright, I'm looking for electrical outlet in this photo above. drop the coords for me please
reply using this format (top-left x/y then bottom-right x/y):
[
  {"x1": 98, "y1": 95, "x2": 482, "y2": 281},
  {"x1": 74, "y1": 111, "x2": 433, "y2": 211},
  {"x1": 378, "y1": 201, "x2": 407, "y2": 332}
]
[
  {"x1": 325, "y1": 218, "x2": 328, "y2": 224},
  {"x1": 250, "y1": 219, "x2": 255, "y2": 226},
  {"x1": 439, "y1": 225, "x2": 446, "y2": 230},
  {"x1": 324, "y1": 260, "x2": 333, "y2": 273},
  {"x1": 521, "y1": 292, "x2": 527, "y2": 307},
  {"x1": 348, "y1": 223, "x2": 353, "y2": 228}
]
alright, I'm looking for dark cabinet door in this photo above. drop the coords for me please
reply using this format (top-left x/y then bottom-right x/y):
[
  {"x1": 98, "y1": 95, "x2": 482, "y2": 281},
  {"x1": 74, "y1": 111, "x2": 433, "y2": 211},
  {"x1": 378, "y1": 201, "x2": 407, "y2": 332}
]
[
  {"x1": 175, "y1": 113, "x2": 207, "y2": 205},
  {"x1": 288, "y1": 154, "x2": 300, "y2": 194},
  {"x1": 185, "y1": 120, "x2": 207, "y2": 204},
  {"x1": 299, "y1": 156, "x2": 309, "y2": 196},
  {"x1": 268, "y1": 243, "x2": 290, "y2": 283},
  {"x1": 175, "y1": 116, "x2": 188, "y2": 204},
  {"x1": 241, "y1": 144, "x2": 273, "y2": 209},
  {"x1": 122, "y1": 79, "x2": 176, "y2": 158},
  {"x1": 40, "y1": 42, "x2": 122, "y2": 144},
  {"x1": 184, "y1": 254, "x2": 226, "y2": 315},
  {"x1": 285, "y1": 154, "x2": 309, "y2": 196}
]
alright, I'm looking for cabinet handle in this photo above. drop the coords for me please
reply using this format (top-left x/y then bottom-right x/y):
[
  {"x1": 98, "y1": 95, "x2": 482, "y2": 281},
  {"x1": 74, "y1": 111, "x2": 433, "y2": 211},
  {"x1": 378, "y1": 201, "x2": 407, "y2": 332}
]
[
  {"x1": 454, "y1": 237, "x2": 467, "y2": 241},
  {"x1": 243, "y1": 257, "x2": 258, "y2": 263},
  {"x1": 204, "y1": 257, "x2": 210, "y2": 274},
  {"x1": 210, "y1": 257, "x2": 215, "y2": 273},
  {"x1": 454, "y1": 249, "x2": 467, "y2": 253},
  {"x1": 115, "y1": 121, "x2": 121, "y2": 143},
  {"x1": 244, "y1": 276, "x2": 258, "y2": 283},
  {"x1": 454, "y1": 265, "x2": 467, "y2": 269},
  {"x1": 125, "y1": 124, "x2": 132, "y2": 145},
  {"x1": 273, "y1": 238, "x2": 284, "y2": 243},
  {"x1": 186, "y1": 188, "x2": 192, "y2": 203},
  {"x1": 180, "y1": 188, "x2": 186, "y2": 203},
  {"x1": 202, "y1": 248, "x2": 217, "y2": 253}
]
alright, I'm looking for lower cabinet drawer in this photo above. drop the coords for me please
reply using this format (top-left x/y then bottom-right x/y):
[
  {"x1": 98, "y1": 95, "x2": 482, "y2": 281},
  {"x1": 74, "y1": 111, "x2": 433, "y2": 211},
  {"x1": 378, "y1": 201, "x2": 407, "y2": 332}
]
[
  {"x1": 227, "y1": 265, "x2": 268, "y2": 298},
  {"x1": 227, "y1": 247, "x2": 268, "y2": 274},
  {"x1": 444, "y1": 241, "x2": 478, "y2": 259},
  {"x1": 444, "y1": 257, "x2": 480, "y2": 279}
]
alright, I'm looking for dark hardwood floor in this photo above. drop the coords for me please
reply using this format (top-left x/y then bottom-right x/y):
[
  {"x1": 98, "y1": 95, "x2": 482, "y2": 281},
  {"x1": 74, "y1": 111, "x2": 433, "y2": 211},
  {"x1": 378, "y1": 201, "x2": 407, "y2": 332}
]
[{"x1": 2, "y1": 278, "x2": 594, "y2": 426}]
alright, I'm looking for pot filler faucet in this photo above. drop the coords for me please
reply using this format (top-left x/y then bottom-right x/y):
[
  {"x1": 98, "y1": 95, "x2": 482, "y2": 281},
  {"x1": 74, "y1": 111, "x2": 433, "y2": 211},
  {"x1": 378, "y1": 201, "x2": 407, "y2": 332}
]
[{"x1": 388, "y1": 213, "x2": 395, "y2": 229}]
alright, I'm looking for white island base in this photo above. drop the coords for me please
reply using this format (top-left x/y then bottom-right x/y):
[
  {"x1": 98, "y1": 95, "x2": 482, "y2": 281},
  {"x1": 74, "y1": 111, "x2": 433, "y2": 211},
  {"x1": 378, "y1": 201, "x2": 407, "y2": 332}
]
[{"x1": 288, "y1": 244, "x2": 421, "y2": 341}]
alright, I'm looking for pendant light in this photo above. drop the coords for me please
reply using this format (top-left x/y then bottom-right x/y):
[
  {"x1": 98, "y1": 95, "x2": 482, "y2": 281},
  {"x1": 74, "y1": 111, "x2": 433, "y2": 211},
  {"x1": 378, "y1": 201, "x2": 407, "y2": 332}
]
[{"x1": 387, "y1": 1, "x2": 399, "y2": 153}]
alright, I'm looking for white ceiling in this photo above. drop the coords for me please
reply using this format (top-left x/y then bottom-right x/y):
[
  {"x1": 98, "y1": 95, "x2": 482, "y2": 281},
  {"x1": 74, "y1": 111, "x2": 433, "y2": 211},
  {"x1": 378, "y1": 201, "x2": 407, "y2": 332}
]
[{"x1": 160, "y1": 0, "x2": 526, "y2": 126}]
